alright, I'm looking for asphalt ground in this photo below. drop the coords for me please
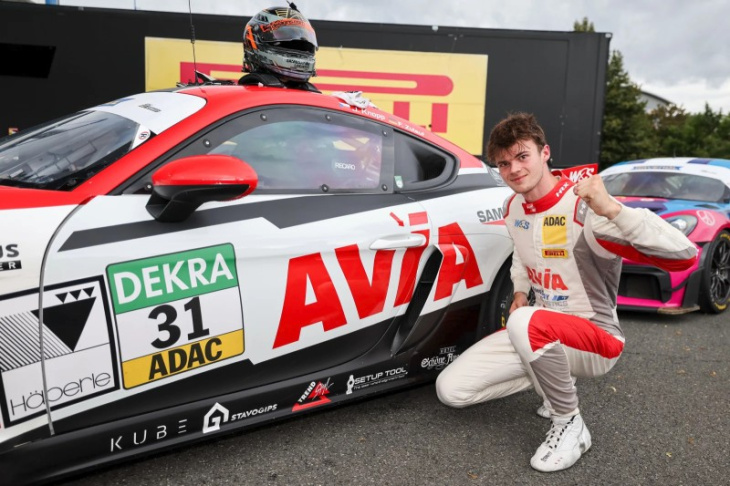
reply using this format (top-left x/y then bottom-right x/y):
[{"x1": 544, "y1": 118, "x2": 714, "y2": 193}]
[{"x1": 67, "y1": 310, "x2": 729, "y2": 486}]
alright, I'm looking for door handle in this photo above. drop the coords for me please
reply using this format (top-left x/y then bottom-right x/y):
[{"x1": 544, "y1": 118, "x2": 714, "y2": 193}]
[{"x1": 370, "y1": 234, "x2": 427, "y2": 250}]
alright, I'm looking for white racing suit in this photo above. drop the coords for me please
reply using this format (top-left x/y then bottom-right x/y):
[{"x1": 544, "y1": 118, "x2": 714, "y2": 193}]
[{"x1": 437, "y1": 175, "x2": 697, "y2": 416}]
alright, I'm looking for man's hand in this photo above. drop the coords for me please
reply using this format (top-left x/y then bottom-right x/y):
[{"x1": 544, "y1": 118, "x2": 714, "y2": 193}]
[
  {"x1": 573, "y1": 174, "x2": 622, "y2": 220},
  {"x1": 510, "y1": 292, "x2": 529, "y2": 313}
]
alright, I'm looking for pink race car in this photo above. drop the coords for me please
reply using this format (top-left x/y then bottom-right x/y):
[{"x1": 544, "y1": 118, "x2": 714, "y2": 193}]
[{"x1": 601, "y1": 158, "x2": 730, "y2": 314}]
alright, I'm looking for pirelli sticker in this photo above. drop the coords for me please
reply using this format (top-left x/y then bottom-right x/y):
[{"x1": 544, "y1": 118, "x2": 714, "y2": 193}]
[
  {"x1": 542, "y1": 249, "x2": 568, "y2": 258},
  {"x1": 107, "y1": 244, "x2": 244, "y2": 389}
]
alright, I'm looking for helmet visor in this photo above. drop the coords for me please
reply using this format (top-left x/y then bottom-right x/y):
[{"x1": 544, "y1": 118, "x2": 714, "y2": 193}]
[{"x1": 258, "y1": 18, "x2": 318, "y2": 49}]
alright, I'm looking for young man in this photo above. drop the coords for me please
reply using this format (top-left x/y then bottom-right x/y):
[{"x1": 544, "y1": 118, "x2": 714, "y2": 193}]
[{"x1": 436, "y1": 113, "x2": 697, "y2": 472}]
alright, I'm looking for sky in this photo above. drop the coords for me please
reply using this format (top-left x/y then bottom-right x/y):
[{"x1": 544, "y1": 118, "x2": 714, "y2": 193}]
[{"x1": 39, "y1": 0, "x2": 730, "y2": 114}]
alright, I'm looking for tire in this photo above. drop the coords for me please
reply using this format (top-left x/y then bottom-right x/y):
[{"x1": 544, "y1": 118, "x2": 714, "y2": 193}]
[
  {"x1": 482, "y1": 258, "x2": 535, "y2": 336},
  {"x1": 698, "y1": 230, "x2": 730, "y2": 314}
]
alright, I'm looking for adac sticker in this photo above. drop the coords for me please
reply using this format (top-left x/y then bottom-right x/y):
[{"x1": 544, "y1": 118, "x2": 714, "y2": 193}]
[
  {"x1": 106, "y1": 244, "x2": 245, "y2": 389},
  {"x1": 0, "y1": 277, "x2": 118, "y2": 425}
]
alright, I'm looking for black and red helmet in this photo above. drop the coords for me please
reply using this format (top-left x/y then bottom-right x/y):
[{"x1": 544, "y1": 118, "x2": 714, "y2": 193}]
[{"x1": 243, "y1": 7, "x2": 318, "y2": 83}]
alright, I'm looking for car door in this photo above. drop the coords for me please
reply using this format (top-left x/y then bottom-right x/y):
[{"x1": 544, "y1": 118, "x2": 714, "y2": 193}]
[{"x1": 39, "y1": 105, "x2": 431, "y2": 430}]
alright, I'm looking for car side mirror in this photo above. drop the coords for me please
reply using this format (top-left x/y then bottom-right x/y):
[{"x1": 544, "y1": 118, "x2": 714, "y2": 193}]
[{"x1": 146, "y1": 154, "x2": 258, "y2": 222}]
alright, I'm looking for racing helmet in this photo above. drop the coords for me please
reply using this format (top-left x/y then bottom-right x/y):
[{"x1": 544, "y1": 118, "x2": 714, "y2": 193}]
[{"x1": 243, "y1": 7, "x2": 318, "y2": 83}]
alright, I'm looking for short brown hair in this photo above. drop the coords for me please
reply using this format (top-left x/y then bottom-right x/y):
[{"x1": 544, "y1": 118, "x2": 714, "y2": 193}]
[{"x1": 486, "y1": 112, "x2": 547, "y2": 164}]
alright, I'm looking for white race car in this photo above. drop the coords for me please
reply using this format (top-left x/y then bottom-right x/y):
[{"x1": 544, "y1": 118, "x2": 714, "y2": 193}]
[{"x1": 0, "y1": 83, "x2": 515, "y2": 482}]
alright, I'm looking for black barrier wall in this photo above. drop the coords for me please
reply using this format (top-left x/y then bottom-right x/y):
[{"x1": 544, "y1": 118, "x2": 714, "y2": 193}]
[{"x1": 0, "y1": 2, "x2": 610, "y2": 166}]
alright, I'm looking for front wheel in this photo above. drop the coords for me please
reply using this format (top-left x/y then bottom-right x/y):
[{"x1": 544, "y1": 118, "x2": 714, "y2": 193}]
[
  {"x1": 481, "y1": 258, "x2": 534, "y2": 336},
  {"x1": 698, "y1": 230, "x2": 730, "y2": 313}
]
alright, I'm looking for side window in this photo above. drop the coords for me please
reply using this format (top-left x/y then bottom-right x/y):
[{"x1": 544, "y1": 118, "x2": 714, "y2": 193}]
[
  {"x1": 212, "y1": 120, "x2": 384, "y2": 191},
  {"x1": 121, "y1": 107, "x2": 393, "y2": 194},
  {"x1": 393, "y1": 133, "x2": 455, "y2": 192}
]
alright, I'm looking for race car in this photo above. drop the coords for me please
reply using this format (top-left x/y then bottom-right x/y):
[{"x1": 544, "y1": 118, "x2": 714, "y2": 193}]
[
  {"x1": 601, "y1": 158, "x2": 730, "y2": 314},
  {"x1": 0, "y1": 82, "x2": 516, "y2": 483}
]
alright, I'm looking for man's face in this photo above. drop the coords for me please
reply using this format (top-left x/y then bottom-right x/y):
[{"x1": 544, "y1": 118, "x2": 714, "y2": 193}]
[{"x1": 494, "y1": 139, "x2": 552, "y2": 200}]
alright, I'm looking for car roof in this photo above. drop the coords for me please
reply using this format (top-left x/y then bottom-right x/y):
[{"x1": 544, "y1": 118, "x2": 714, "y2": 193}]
[
  {"x1": 601, "y1": 157, "x2": 730, "y2": 188},
  {"x1": 173, "y1": 84, "x2": 483, "y2": 169}
]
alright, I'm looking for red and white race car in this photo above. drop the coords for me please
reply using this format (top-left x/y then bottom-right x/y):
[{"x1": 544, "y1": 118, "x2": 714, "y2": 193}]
[{"x1": 0, "y1": 83, "x2": 515, "y2": 482}]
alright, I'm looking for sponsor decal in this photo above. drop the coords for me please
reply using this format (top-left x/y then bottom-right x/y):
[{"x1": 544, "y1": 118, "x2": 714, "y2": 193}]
[
  {"x1": 697, "y1": 210, "x2": 715, "y2": 226},
  {"x1": 333, "y1": 162, "x2": 357, "y2": 171},
  {"x1": 138, "y1": 103, "x2": 161, "y2": 113},
  {"x1": 0, "y1": 277, "x2": 118, "y2": 424},
  {"x1": 477, "y1": 207, "x2": 504, "y2": 223},
  {"x1": 554, "y1": 181, "x2": 571, "y2": 199},
  {"x1": 420, "y1": 346, "x2": 459, "y2": 371},
  {"x1": 273, "y1": 222, "x2": 482, "y2": 348},
  {"x1": 106, "y1": 244, "x2": 244, "y2": 389},
  {"x1": 632, "y1": 165, "x2": 681, "y2": 171},
  {"x1": 542, "y1": 215, "x2": 568, "y2": 245},
  {"x1": 514, "y1": 219, "x2": 530, "y2": 230},
  {"x1": 145, "y1": 39, "x2": 487, "y2": 154},
  {"x1": 202, "y1": 402, "x2": 229, "y2": 434},
  {"x1": 202, "y1": 401, "x2": 279, "y2": 434},
  {"x1": 8, "y1": 128, "x2": 19, "y2": 135},
  {"x1": 542, "y1": 249, "x2": 568, "y2": 259},
  {"x1": 109, "y1": 417, "x2": 189, "y2": 452},
  {"x1": 526, "y1": 267, "x2": 568, "y2": 290},
  {"x1": 292, "y1": 379, "x2": 332, "y2": 412},
  {"x1": 562, "y1": 164, "x2": 597, "y2": 183},
  {"x1": 0, "y1": 261, "x2": 21, "y2": 272},
  {"x1": 534, "y1": 288, "x2": 570, "y2": 308},
  {"x1": 0, "y1": 244, "x2": 19, "y2": 259},
  {"x1": 0, "y1": 244, "x2": 21, "y2": 272},
  {"x1": 346, "y1": 366, "x2": 408, "y2": 394}
]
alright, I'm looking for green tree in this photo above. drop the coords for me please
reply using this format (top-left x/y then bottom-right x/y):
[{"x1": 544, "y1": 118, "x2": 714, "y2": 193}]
[
  {"x1": 573, "y1": 17, "x2": 595, "y2": 32},
  {"x1": 599, "y1": 51, "x2": 655, "y2": 168},
  {"x1": 648, "y1": 104, "x2": 689, "y2": 157}
]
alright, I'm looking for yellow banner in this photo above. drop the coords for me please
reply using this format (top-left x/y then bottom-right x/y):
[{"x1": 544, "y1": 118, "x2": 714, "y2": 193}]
[
  {"x1": 122, "y1": 329, "x2": 244, "y2": 388},
  {"x1": 145, "y1": 38, "x2": 488, "y2": 154}
]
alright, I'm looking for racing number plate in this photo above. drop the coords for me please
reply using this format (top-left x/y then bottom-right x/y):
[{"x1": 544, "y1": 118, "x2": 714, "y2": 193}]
[{"x1": 107, "y1": 244, "x2": 244, "y2": 389}]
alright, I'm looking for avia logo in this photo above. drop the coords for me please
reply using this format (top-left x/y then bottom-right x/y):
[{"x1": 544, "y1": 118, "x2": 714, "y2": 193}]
[
  {"x1": 543, "y1": 216, "x2": 566, "y2": 227},
  {"x1": 202, "y1": 403, "x2": 229, "y2": 434},
  {"x1": 273, "y1": 222, "x2": 483, "y2": 348},
  {"x1": 526, "y1": 267, "x2": 568, "y2": 290},
  {"x1": 292, "y1": 379, "x2": 333, "y2": 412},
  {"x1": 477, "y1": 207, "x2": 504, "y2": 223},
  {"x1": 514, "y1": 219, "x2": 530, "y2": 230}
]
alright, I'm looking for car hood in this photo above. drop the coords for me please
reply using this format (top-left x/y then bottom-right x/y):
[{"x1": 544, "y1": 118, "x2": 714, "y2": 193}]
[
  {"x1": 614, "y1": 196, "x2": 725, "y2": 215},
  {"x1": 0, "y1": 187, "x2": 81, "y2": 295}
]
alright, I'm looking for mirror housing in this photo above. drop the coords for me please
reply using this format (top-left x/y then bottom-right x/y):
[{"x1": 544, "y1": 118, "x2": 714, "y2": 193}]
[{"x1": 146, "y1": 154, "x2": 258, "y2": 222}]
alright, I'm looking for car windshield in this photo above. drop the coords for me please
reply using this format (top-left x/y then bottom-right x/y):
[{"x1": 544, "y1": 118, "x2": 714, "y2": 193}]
[
  {"x1": 0, "y1": 110, "x2": 146, "y2": 191},
  {"x1": 603, "y1": 171, "x2": 727, "y2": 203}
]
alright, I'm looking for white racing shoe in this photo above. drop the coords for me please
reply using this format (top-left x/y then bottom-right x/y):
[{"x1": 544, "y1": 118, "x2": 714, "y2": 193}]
[
  {"x1": 530, "y1": 414, "x2": 592, "y2": 472},
  {"x1": 536, "y1": 404, "x2": 551, "y2": 419}
]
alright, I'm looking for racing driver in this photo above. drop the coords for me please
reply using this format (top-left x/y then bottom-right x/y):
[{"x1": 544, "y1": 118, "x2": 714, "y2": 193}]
[{"x1": 436, "y1": 112, "x2": 698, "y2": 472}]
